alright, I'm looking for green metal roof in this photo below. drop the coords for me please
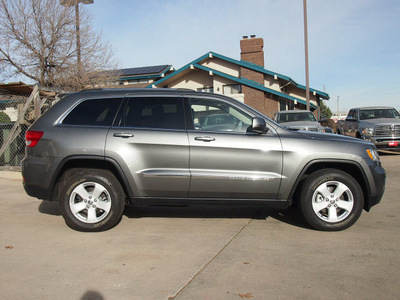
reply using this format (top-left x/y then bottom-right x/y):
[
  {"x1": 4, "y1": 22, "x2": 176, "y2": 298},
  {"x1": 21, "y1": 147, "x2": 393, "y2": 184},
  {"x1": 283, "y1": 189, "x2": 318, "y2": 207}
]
[
  {"x1": 193, "y1": 64, "x2": 316, "y2": 108},
  {"x1": 149, "y1": 51, "x2": 326, "y2": 108}
]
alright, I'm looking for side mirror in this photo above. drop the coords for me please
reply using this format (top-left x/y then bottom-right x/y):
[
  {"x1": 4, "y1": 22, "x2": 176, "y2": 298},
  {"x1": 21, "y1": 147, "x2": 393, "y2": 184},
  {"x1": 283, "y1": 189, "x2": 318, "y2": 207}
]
[
  {"x1": 319, "y1": 118, "x2": 327, "y2": 123},
  {"x1": 251, "y1": 117, "x2": 268, "y2": 134}
]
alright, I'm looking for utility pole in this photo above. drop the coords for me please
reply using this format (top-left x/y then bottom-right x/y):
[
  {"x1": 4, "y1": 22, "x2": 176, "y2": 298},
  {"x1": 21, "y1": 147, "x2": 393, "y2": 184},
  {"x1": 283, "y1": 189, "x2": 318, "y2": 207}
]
[
  {"x1": 337, "y1": 96, "x2": 340, "y2": 115},
  {"x1": 303, "y1": 0, "x2": 310, "y2": 110},
  {"x1": 60, "y1": 0, "x2": 94, "y2": 84}
]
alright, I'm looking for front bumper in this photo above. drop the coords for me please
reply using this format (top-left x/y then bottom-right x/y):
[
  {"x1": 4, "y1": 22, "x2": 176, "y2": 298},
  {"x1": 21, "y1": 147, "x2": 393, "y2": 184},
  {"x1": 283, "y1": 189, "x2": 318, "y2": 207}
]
[
  {"x1": 364, "y1": 159, "x2": 386, "y2": 211},
  {"x1": 363, "y1": 136, "x2": 400, "y2": 150}
]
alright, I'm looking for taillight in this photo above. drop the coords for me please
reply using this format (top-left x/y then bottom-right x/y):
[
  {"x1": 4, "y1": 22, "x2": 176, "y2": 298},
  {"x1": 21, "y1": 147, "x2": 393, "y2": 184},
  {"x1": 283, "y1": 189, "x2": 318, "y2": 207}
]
[{"x1": 25, "y1": 131, "x2": 44, "y2": 147}]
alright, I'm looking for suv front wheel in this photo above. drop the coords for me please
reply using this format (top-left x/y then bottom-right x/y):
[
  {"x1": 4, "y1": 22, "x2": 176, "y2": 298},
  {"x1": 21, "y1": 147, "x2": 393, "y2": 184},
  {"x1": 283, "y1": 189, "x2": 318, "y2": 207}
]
[
  {"x1": 299, "y1": 169, "x2": 364, "y2": 231},
  {"x1": 59, "y1": 168, "x2": 125, "y2": 232}
]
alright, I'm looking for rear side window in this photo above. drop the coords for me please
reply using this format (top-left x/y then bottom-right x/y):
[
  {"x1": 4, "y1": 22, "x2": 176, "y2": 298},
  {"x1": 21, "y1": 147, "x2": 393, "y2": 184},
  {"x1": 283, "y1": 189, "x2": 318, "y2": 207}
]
[
  {"x1": 122, "y1": 97, "x2": 185, "y2": 130},
  {"x1": 62, "y1": 98, "x2": 122, "y2": 126}
]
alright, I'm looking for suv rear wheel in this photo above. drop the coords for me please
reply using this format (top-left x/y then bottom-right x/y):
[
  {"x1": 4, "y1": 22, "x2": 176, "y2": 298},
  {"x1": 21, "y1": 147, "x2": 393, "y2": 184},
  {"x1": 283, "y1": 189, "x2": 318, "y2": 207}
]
[
  {"x1": 59, "y1": 168, "x2": 125, "y2": 232},
  {"x1": 299, "y1": 169, "x2": 364, "y2": 231}
]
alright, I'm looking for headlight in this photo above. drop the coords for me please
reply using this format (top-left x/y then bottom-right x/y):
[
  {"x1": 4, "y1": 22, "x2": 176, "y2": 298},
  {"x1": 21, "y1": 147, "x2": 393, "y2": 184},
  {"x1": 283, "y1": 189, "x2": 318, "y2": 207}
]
[
  {"x1": 366, "y1": 149, "x2": 380, "y2": 161},
  {"x1": 362, "y1": 127, "x2": 374, "y2": 136}
]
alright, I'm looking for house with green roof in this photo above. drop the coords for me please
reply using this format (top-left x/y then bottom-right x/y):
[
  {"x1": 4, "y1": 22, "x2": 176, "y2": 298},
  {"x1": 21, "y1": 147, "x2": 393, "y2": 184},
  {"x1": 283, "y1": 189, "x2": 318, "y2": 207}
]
[{"x1": 149, "y1": 36, "x2": 329, "y2": 119}]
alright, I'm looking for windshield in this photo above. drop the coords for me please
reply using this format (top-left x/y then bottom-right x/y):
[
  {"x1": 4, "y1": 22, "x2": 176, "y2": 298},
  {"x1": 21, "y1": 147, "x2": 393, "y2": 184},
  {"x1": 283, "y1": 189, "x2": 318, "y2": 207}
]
[
  {"x1": 359, "y1": 108, "x2": 400, "y2": 120},
  {"x1": 277, "y1": 112, "x2": 317, "y2": 123}
]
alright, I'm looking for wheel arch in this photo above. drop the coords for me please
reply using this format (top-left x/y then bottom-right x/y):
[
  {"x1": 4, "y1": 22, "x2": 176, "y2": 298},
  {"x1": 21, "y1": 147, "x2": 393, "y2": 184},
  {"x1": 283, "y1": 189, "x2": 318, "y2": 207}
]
[
  {"x1": 50, "y1": 155, "x2": 134, "y2": 202},
  {"x1": 289, "y1": 159, "x2": 372, "y2": 211}
]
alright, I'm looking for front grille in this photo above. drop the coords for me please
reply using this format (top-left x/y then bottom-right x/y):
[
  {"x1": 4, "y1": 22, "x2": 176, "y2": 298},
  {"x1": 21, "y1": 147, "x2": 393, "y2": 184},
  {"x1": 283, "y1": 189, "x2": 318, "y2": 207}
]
[{"x1": 375, "y1": 125, "x2": 400, "y2": 136}]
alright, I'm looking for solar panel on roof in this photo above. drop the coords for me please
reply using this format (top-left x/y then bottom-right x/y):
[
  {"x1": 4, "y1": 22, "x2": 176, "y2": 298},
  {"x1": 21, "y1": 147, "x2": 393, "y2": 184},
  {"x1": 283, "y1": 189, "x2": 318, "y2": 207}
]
[{"x1": 118, "y1": 65, "x2": 169, "y2": 76}]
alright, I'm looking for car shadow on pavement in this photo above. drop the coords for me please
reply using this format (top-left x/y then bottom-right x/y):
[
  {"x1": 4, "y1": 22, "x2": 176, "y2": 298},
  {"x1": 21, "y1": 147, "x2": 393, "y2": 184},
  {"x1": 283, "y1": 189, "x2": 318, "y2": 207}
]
[
  {"x1": 267, "y1": 206, "x2": 311, "y2": 229},
  {"x1": 37, "y1": 201, "x2": 310, "y2": 230},
  {"x1": 124, "y1": 205, "x2": 310, "y2": 229},
  {"x1": 378, "y1": 150, "x2": 400, "y2": 156}
]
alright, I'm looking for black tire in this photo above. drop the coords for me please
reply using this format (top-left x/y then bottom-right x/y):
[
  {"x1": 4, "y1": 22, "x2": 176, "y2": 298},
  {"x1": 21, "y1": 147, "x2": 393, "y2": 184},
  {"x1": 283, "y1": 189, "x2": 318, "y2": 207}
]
[
  {"x1": 299, "y1": 169, "x2": 364, "y2": 231},
  {"x1": 59, "y1": 168, "x2": 125, "y2": 232}
]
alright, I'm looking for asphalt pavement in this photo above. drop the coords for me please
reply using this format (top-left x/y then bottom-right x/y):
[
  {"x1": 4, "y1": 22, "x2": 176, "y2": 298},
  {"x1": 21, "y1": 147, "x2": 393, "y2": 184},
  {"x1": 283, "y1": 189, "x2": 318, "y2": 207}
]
[{"x1": 1, "y1": 154, "x2": 399, "y2": 300}]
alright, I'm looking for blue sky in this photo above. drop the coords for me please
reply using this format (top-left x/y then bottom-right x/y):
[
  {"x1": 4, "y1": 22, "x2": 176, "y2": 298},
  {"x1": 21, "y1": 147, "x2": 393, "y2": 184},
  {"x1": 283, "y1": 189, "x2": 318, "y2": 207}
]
[{"x1": 86, "y1": 0, "x2": 400, "y2": 113}]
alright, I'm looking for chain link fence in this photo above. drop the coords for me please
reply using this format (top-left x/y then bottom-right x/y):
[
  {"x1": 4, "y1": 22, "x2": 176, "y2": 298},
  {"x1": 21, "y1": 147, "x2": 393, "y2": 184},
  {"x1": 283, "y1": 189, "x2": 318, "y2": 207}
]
[
  {"x1": 0, "y1": 85, "x2": 56, "y2": 170},
  {"x1": 0, "y1": 98, "x2": 28, "y2": 168}
]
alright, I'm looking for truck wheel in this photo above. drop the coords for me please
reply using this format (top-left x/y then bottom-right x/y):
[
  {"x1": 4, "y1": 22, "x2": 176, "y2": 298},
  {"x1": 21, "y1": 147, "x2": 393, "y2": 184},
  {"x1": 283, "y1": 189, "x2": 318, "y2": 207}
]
[
  {"x1": 59, "y1": 168, "x2": 125, "y2": 232},
  {"x1": 299, "y1": 169, "x2": 363, "y2": 231}
]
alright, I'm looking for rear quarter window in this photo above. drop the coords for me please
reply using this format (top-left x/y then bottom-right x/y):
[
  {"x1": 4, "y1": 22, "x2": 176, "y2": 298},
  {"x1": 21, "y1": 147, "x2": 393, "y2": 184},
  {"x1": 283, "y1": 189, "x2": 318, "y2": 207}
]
[{"x1": 62, "y1": 98, "x2": 122, "y2": 126}]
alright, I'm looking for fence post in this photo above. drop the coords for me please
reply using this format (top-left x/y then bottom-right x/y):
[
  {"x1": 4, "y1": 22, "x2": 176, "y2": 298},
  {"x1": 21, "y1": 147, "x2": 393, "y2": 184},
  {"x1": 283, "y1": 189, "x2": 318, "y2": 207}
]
[{"x1": 34, "y1": 91, "x2": 41, "y2": 120}]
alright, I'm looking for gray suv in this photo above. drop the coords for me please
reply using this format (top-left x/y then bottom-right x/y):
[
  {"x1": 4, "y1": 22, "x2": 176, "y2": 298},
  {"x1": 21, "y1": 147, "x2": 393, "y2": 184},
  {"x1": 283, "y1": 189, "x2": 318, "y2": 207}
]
[{"x1": 22, "y1": 89, "x2": 385, "y2": 232}]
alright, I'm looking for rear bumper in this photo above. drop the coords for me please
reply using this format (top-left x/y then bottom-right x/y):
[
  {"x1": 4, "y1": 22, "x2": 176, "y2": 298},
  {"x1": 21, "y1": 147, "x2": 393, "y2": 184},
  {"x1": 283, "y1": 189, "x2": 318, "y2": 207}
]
[
  {"x1": 23, "y1": 184, "x2": 51, "y2": 200},
  {"x1": 21, "y1": 155, "x2": 59, "y2": 201}
]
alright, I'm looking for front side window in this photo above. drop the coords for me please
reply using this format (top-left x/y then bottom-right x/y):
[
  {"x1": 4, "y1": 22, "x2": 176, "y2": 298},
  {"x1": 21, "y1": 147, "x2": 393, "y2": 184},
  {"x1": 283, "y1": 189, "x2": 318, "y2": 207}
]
[
  {"x1": 188, "y1": 98, "x2": 252, "y2": 133},
  {"x1": 347, "y1": 110, "x2": 358, "y2": 120},
  {"x1": 62, "y1": 98, "x2": 122, "y2": 126},
  {"x1": 122, "y1": 97, "x2": 185, "y2": 130}
]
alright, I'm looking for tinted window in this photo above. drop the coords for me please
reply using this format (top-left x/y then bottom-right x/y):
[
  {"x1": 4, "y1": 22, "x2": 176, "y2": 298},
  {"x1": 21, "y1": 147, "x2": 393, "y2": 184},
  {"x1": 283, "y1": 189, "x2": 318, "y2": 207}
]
[
  {"x1": 188, "y1": 98, "x2": 252, "y2": 133},
  {"x1": 278, "y1": 112, "x2": 317, "y2": 123},
  {"x1": 359, "y1": 108, "x2": 400, "y2": 120},
  {"x1": 122, "y1": 97, "x2": 185, "y2": 130},
  {"x1": 62, "y1": 98, "x2": 122, "y2": 126},
  {"x1": 347, "y1": 110, "x2": 358, "y2": 120}
]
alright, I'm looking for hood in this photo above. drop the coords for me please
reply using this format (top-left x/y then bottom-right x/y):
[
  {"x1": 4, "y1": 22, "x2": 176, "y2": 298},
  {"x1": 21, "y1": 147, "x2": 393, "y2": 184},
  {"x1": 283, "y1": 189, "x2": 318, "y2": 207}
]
[
  {"x1": 360, "y1": 118, "x2": 400, "y2": 127},
  {"x1": 280, "y1": 121, "x2": 323, "y2": 130},
  {"x1": 297, "y1": 130, "x2": 373, "y2": 146}
]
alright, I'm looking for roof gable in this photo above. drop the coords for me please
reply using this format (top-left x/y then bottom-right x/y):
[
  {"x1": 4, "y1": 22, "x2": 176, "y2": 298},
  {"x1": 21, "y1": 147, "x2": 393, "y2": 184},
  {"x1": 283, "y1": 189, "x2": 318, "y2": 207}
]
[{"x1": 150, "y1": 52, "x2": 328, "y2": 107}]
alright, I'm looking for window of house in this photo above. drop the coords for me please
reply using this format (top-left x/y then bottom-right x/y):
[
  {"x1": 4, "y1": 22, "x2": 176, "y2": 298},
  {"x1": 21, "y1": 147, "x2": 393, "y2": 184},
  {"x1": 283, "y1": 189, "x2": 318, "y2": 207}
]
[
  {"x1": 197, "y1": 87, "x2": 214, "y2": 93},
  {"x1": 279, "y1": 99, "x2": 294, "y2": 111},
  {"x1": 122, "y1": 97, "x2": 185, "y2": 130},
  {"x1": 62, "y1": 98, "x2": 123, "y2": 126},
  {"x1": 223, "y1": 84, "x2": 241, "y2": 95},
  {"x1": 188, "y1": 98, "x2": 252, "y2": 133}
]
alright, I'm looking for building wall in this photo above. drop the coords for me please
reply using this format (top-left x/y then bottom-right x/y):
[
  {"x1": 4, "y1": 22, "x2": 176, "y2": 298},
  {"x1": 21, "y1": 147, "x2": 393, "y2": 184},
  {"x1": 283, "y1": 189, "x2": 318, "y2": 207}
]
[
  {"x1": 201, "y1": 59, "x2": 239, "y2": 77},
  {"x1": 167, "y1": 71, "x2": 213, "y2": 90},
  {"x1": 264, "y1": 74, "x2": 280, "y2": 91}
]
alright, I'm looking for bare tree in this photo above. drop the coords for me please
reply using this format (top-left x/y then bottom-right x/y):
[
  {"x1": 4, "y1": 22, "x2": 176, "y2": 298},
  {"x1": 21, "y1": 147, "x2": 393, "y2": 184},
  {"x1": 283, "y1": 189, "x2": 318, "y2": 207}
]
[{"x1": 0, "y1": 0, "x2": 118, "y2": 91}]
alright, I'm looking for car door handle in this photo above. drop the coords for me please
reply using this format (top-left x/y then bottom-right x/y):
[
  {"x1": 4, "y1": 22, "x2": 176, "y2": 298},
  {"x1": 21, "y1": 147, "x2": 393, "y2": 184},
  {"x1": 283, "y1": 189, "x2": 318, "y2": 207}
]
[
  {"x1": 194, "y1": 136, "x2": 215, "y2": 142},
  {"x1": 113, "y1": 133, "x2": 134, "y2": 138}
]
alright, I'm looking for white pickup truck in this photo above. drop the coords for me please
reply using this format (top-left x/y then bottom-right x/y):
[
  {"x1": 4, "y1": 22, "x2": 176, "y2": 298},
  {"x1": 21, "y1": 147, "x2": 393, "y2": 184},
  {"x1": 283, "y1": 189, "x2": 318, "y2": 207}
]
[{"x1": 336, "y1": 106, "x2": 400, "y2": 150}]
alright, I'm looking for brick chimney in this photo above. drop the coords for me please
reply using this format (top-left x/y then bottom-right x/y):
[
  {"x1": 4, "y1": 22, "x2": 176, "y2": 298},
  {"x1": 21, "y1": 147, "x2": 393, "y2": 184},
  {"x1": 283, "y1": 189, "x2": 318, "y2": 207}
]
[
  {"x1": 240, "y1": 35, "x2": 264, "y2": 68},
  {"x1": 240, "y1": 35, "x2": 274, "y2": 116}
]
